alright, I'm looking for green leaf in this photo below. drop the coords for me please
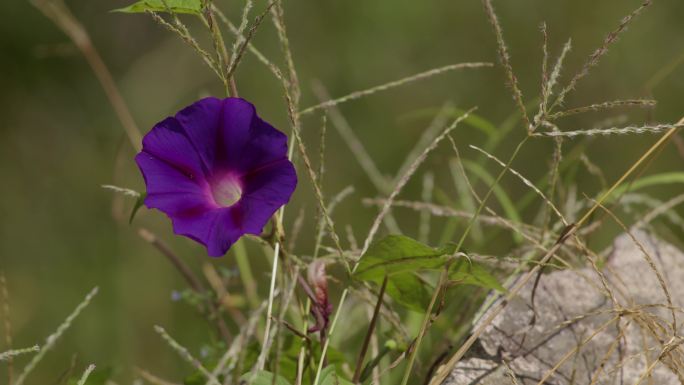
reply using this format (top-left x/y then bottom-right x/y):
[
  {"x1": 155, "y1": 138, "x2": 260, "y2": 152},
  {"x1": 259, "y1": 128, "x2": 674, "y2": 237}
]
[
  {"x1": 318, "y1": 366, "x2": 355, "y2": 385},
  {"x1": 355, "y1": 235, "x2": 503, "y2": 311},
  {"x1": 239, "y1": 371, "x2": 291, "y2": 385},
  {"x1": 66, "y1": 367, "x2": 112, "y2": 385},
  {"x1": 129, "y1": 192, "x2": 146, "y2": 224},
  {"x1": 449, "y1": 259, "x2": 504, "y2": 292},
  {"x1": 113, "y1": 0, "x2": 202, "y2": 14},
  {"x1": 354, "y1": 235, "x2": 450, "y2": 281},
  {"x1": 608, "y1": 172, "x2": 684, "y2": 199},
  {"x1": 385, "y1": 272, "x2": 433, "y2": 312}
]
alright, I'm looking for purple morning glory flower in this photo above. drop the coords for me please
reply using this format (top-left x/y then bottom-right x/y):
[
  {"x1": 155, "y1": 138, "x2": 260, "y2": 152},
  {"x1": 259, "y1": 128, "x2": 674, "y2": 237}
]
[{"x1": 135, "y1": 97, "x2": 297, "y2": 257}]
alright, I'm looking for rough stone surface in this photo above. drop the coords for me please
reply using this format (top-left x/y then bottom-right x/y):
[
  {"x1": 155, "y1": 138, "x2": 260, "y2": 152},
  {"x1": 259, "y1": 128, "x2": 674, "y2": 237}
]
[{"x1": 445, "y1": 231, "x2": 684, "y2": 385}]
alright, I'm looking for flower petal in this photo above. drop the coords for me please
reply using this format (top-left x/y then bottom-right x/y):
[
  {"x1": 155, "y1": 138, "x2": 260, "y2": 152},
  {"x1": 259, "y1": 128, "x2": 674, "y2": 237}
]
[
  {"x1": 238, "y1": 158, "x2": 297, "y2": 234},
  {"x1": 170, "y1": 208, "x2": 242, "y2": 257},
  {"x1": 175, "y1": 158, "x2": 296, "y2": 257},
  {"x1": 235, "y1": 116, "x2": 289, "y2": 172},
  {"x1": 215, "y1": 98, "x2": 259, "y2": 168},
  {"x1": 141, "y1": 117, "x2": 206, "y2": 177},
  {"x1": 136, "y1": 97, "x2": 298, "y2": 257},
  {"x1": 174, "y1": 97, "x2": 223, "y2": 171},
  {"x1": 135, "y1": 152, "x2": 214, "y2": 216}
]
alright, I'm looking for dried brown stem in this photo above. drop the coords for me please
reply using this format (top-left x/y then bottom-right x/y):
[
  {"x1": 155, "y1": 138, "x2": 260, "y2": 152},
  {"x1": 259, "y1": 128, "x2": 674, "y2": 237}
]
[
  {"x1": 30, "y1": 0, "x2": 142, "y2": 150},
  {"x1": 138, "y1": 228, "x2": 232, "y2": 343},
  {"x1": 353, "y1": 275, "x2": 388, "y2": 383}
]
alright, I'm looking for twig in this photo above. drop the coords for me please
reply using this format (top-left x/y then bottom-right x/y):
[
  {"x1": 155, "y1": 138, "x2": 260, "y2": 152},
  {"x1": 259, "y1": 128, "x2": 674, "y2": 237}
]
[
  {"x1": 138, "y1": 228, "x2": 232, "y2": 343},
  {"x1": 30, "y1": 0, "x2": 142, "y2": 150},
  {"x1": 353, "y1": 275, "x2": 388, "y2": 383},
  {"x1": 138, "y1": 228, "x2": 205, "y2": 292}
]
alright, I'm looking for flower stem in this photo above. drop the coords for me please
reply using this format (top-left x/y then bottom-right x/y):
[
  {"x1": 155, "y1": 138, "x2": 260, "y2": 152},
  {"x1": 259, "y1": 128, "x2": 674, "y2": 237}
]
[
  {"x1": 234, "y1": 239, "x2": 259, "y2": 309},
  {"x1": 256, "y1": 241, "x2": 280, "y2": 371}
]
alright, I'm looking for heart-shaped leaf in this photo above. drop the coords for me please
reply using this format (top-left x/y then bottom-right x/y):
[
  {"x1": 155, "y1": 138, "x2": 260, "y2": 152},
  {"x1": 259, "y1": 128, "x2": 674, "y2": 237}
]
[{"x1": 354, "y1": 235, "x2": 451, "y2": 281}]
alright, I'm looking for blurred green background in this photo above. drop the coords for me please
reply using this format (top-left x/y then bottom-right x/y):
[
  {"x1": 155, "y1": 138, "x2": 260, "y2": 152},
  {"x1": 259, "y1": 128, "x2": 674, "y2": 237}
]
[{"x1": 1, "y1": 0, "x2": 683, "y2": 383}]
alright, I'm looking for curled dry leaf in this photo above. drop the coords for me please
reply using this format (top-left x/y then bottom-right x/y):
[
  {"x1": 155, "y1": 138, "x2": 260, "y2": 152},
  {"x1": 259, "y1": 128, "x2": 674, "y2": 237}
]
[{"x1": 307, "y1": 259, "x2": 332, "y2": 334}]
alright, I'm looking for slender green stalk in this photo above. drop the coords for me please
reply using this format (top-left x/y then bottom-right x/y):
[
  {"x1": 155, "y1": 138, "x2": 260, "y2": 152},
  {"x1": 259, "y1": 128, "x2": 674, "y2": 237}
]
[
  {"x1": 234, "y1": 239, "x2": 259, "y2": 309},
  {"x1": 312, "y1": 290, "x2": 349, "y2": 385},
  {"x1": 255, "y1": 242, "x2": 280, "y2": 372},
  {"x1": 294, "y1": 299, "x2": 311, "y2": 385},
  {"x1": 399, "y1": 269, "x2": 447, "y2": 385}
]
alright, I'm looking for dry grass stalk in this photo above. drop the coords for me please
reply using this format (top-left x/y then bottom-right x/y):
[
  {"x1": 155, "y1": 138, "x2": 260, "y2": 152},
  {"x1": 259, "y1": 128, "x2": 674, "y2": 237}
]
[
  {"x1": 481, "y1": 0, "x2": 531, "y2": 132},
  {"x1": 0, "y1": 346, "x2": 39, "y2": 362},
  {"x1": 301, "y1": 63, "x2": 492, "y2": 115},
  {"x1": 534, "y1": 123, "x2": 681, "y2": 138},
  {"x1": 361, "y1": 108, "x2": 475, "y2": 255},
  {"x1": 154, "y1": 326, "x2": 221, "y2": 385},
  {"x1": 30, "y1": 0, "x2": 142, "y2": 150},
  {"x1": 226, "y1": 1, "x2": 277, "y2": 79},
  {"x1": 469, "y1": 144, "x2": 567, "y2": 224},
  {"x1": 549, "y1": 99, "x2": 656, "y2": 119},
  {"x1": 14, "y1": 287, "x2": 99, "y2": 385},
  {"x1": 551, "y1": 0, "x2": 653, "y2": 110},
  {"x1": 76, "y1": 364, "x2": 96, "y2": 385}
]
